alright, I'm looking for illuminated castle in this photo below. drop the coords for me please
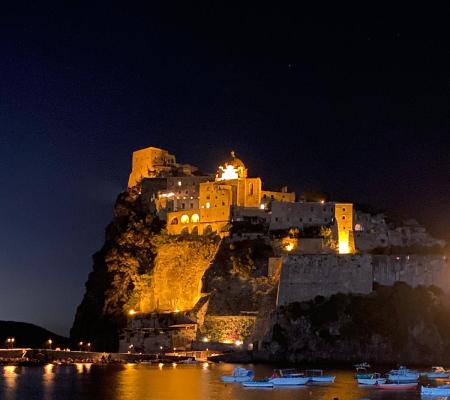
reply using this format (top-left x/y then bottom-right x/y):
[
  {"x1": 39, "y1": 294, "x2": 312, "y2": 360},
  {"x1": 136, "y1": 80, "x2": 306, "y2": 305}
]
[{"x1": 129, "y1": 146, "x2": 355, "y2": 254}]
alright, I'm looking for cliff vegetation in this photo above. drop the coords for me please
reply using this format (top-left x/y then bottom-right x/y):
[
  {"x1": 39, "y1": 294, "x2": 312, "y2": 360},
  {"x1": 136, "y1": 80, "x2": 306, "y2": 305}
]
[{"x1": 258, "y1": 282, "x2": 450, "y2": 365}]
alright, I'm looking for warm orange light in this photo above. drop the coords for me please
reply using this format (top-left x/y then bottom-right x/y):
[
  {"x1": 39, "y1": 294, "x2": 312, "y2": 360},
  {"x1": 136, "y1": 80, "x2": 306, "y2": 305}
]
[
  {"x1": 202, "y1": 337, "x2": 209, "y2": 343},
  {"x1": 338, "y1": 241, "x2": 350, "y2": 254},
  {"x1": 235, "y1": 339, "x2": 243, "y2": 346},
  {"x1": 128, "y1": 309, "x2": 137, "y2": 316},
  {"x1": 217, "y1": 165, "x2": 239, "y2": 181},
  {"x1": 285, "y1": 242, "x2": 294, "y2": 252}
]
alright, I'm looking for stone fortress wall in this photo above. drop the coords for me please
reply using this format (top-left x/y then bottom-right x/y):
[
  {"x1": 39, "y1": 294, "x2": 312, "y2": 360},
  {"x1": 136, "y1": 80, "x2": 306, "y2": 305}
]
[{"x1": 277, "y1": 253, "x2": 450, "y2": 305}]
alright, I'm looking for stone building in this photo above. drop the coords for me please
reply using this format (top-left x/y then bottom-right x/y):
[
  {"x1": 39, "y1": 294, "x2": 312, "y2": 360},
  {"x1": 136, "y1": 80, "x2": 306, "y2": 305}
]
[
  {"x1": 269, "y1": 201, "x2": 355, "y2": 254},
  {"x1": 128, "y1": 146, "x2": 198, "y2": 188},
  {"x1": 165, "y1": 151, "x2": 292, "y2": 237}
]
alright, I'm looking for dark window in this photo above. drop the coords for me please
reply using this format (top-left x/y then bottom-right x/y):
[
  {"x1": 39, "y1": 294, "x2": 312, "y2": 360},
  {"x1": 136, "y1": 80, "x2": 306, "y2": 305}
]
[{"x1": 275, "y1": 217, "x2": 279, "y2": 222}]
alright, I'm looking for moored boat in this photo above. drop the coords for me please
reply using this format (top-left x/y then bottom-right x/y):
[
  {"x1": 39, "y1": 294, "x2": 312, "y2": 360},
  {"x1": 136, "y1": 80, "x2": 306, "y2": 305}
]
[
  {"x1": 377, "y1": 382, "x2": 417, "y2": 390},
  {"x1": 421, "y1": 384, "x2": 450, "y2": 396},
  {"x1": 305, "y1": 369, "x2": 336, "y2": 383},
  {"x1": 354, "y1": 362, "x2": 372, "y2": 379},
  {"x1": 357, "y1": 373, "x2": 386, "y2": 386},
  {"x1": 387, "y1": 366, "x2": 419, "y2": 383},
  {"x1": 220, "y1": 367, "x2": 254, "y2": 383},
  {"x1": 242, "y1": 379, "x2": 273, "y2": 388},
  {"x1": 269, "y1": 369, "x2": 308, "y2": 386},
  {"x1": 424, "y1": 366, "x2": 450, "y2": 379}
]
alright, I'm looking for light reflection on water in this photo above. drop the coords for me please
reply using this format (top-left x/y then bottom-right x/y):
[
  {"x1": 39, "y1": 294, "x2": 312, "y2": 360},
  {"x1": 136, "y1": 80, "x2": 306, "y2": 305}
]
[{"x1": 0, "y1": 363, "x2": 426, "y2": 400}]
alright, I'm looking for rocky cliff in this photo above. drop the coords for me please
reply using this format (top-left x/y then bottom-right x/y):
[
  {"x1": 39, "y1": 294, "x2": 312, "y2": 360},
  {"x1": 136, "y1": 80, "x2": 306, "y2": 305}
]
[
  {"x1": 71, "y1": 190, "x2": 277, "y2": 351},
  {"x1": 256, "y1": 282, "x2": 450, "y2": 365}
]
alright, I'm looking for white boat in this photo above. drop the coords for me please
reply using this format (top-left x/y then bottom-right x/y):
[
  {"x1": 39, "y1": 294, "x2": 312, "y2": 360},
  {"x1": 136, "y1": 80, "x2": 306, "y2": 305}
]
[
  {"x1": 357, "y1": 373, "x2": 386, "y2": 385},
  {"x1": 305, "y1": 369, "x2": 336, "y2": 383},
  {"x1": 269, "y1": 369, "x2": 309, "y2": 386},
  {"x1": 242, "y1": 379, "x2": 273, "y2": 388},
  {"x1": 221, "y1": 367, "x2": 254, "y2": 383},
  {"x1": 421, "y1": 384, "x2": 450, "y2": 396},
  {"x1": 424, "y1": 366, "x2": 450, "y2": 379},
  {"x1": 387, "y1": 366, "x2": 419, "y2": 383}
]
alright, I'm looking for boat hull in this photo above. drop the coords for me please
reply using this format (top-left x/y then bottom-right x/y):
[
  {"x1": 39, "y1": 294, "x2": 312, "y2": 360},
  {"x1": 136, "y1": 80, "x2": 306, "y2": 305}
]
[
  {"x1": 387, "y1": 375, "x2": 418, "y2": 383},
  {"x1": 426, "y1": 372, "x2": 450, "y2": 379},
  {"x1": 269, "y1": 377, "x2": 309, "y2": 386},
  {"x1": 357, "y1": 378, "x2": 386, "y2": 385},
  {"x1": 242, "y1": 381, "x2": 273, "y2": 388},
  {"x1": 421, "y1": 386, "x2": 450, "y2": 396},
  {"x1": 378, "y1": 383, "x2": 417, "y2": 390},
  {"x1": 221, "y1": 375, "x2": 253, "y2": 383},
  {"x1": 309, "y1": 376, "x2": 336, "y2": 383}
]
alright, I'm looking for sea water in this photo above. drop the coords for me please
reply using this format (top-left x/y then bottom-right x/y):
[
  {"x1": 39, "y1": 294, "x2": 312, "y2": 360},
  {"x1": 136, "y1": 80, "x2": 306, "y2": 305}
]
[{"x1": 0, "y1": 363, "x2": 425, "y2": 400}]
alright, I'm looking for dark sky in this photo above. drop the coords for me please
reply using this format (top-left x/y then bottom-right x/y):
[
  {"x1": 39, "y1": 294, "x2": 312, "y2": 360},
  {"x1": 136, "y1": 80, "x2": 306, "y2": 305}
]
[{"x1": 0, "y1": 4, "x2": 449, "y2": 335}]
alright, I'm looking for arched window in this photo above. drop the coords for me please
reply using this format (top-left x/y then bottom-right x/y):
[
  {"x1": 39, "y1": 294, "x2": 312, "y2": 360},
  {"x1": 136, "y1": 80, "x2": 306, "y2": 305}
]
[
  {"x1": 191, "y1": 226, "x2": 198, "y2": 235},
  {"x1": 191, "y1": 213, "x2": 200, "y2": 223},
  {"x1": 171, "y1": 217, "x2": 179, "y2": 225},
  {"x1": 204, "y1": 225, "x2": 213, "y2": 234},
  {"x1": 249, "y1": 183, "x2": 254, "y2": 196},
  {"x1": 180, "y1": 214, "x2": 190, "y2": 224}
]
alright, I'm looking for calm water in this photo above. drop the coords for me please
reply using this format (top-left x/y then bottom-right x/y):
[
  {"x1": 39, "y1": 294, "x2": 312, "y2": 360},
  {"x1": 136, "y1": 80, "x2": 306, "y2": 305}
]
[{"x1": 0, "y1": 363, "x2": 431, "y2": 400}]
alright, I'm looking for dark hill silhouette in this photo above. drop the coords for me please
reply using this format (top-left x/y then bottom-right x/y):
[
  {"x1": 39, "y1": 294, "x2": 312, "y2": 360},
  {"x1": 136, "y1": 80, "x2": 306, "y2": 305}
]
[{"x1": 0, "y1": 321, "x2": 71, "y2": 349}]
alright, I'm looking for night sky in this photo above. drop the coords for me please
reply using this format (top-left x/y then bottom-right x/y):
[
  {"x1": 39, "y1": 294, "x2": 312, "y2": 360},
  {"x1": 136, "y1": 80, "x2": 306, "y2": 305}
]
[{"x1": 1, "y1": 4, "x2": 449, "y2": 335}]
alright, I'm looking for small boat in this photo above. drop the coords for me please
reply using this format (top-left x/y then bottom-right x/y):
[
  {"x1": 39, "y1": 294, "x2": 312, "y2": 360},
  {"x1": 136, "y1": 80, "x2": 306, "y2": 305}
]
[
  {"x1": 242, "y1": 379, "x2": 273, "y2": 388},
  {"x1": 357, "y1": 373, "x2": 386, "y2": 386},
  {"x1": 269, "y1": 369, "x2": 309, "y2": 386},
  {"x1": 424, "y1": 366, "x2": 450, "y2": 379},
  {"x1": 377, "y1": 382, "x2": 417, "y2": 390},
  {"x1": 305, "y1": 369, "x2": 336, "y2": 383},
  {"x1": 221, "y1": 367, "x2": 254, "y2": 383},
  {"x1": 421, "y1": 384, "x2": 450, "y2": 396},
  {"x1": 354, "y1": 363, "x2": 372, "y2": 379},
  {"x1": 387, "y1": 366, "x2": 419, "y2": 383}
]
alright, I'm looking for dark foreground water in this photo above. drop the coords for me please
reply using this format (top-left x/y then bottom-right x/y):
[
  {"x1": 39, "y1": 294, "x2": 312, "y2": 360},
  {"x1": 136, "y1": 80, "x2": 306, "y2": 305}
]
[{"x1": 0, "y1": 363, "x2": 434, "y2": 400}]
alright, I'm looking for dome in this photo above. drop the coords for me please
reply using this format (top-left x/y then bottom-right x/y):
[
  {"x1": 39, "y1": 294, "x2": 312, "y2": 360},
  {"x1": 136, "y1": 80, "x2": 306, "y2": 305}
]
[
  {"x1": 215, "y1": 151, "x2": 248, "y2": 181},
  {"x1": 226, "y1": 151, "x2": 246, "y2": 169}
]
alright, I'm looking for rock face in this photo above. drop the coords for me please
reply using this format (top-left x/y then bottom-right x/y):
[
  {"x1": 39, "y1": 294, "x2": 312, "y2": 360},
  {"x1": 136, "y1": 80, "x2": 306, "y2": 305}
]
[
  {"x1": 256, "y1": 282, "x2": 450, "y2": 365},
  {"x1": 71, "y1": 190, "x2": 276, "y2": 351},
  {"x1": 133, "y1": 236, "x2": 221, "y2": 313}
]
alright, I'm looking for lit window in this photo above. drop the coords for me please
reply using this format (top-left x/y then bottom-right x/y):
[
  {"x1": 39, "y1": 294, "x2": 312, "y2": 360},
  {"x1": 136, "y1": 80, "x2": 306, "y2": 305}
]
[
  {"x1": 180, "y1": 215, "x2": 190, "y2": 224},
  {"x1": 355, "y1": 223, "x2": 363, "y2": 231},
  {"x1": 206, "y1": 202, "x2": 210, "y2": 209},
  {"x1": 177, "y1": 181, "x2": 182, "y2": 187},
  {"x1": 191, "y1": 214, "x2": 200, "y2": 223}
]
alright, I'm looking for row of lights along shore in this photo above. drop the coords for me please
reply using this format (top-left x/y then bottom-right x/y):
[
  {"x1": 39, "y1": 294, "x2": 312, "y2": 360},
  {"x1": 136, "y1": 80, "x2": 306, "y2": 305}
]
[{"x1": 3, "y1": 337, "x2": 91, "y2": 352}]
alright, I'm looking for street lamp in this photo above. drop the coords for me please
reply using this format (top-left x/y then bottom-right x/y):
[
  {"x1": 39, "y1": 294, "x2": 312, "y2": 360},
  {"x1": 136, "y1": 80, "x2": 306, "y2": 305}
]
[
  {"x1": 87, "y1": 342, "x2": 91, "y2": 351},
  {"x1": 79, "y1": 341, "x2": 83, "y2": 351},
  {"x1": 47, "y1": 339, "x2": 53, "y2": 349}
]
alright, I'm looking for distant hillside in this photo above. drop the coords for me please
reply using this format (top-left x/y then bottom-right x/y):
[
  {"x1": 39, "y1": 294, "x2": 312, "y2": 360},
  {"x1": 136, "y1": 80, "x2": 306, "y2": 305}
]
[{"x1": 0, "y1": 321, "x2": 71, "y2": 349}]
